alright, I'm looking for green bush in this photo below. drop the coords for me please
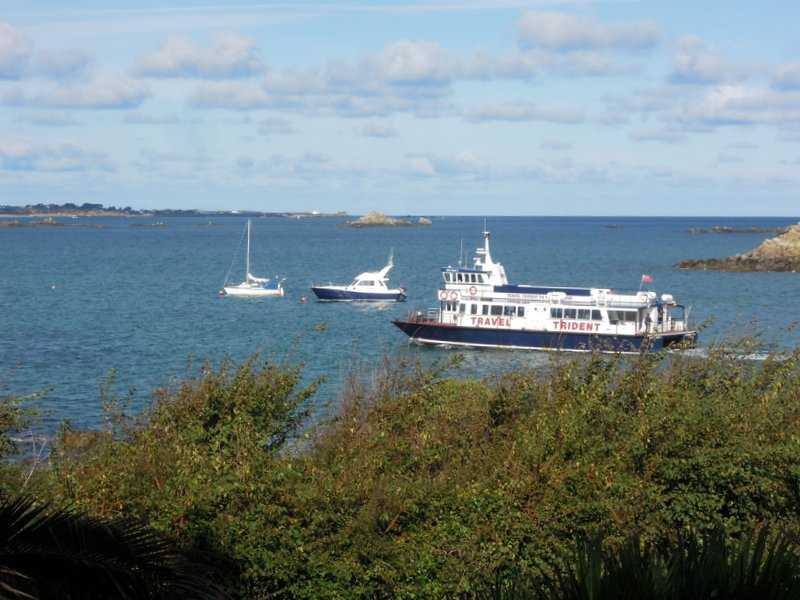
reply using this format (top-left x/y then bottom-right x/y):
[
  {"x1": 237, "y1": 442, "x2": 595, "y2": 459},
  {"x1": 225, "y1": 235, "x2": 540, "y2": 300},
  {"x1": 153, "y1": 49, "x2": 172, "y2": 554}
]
[{"x1": 24, "y1": 344, "x2": 800, "y2": 598}]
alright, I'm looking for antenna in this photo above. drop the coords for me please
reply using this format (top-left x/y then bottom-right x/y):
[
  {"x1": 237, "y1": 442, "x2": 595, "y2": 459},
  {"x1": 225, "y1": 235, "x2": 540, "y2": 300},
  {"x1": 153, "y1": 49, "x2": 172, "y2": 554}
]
[{"x1": 458, "y1": 239, "x2": 464, "y2": 268}]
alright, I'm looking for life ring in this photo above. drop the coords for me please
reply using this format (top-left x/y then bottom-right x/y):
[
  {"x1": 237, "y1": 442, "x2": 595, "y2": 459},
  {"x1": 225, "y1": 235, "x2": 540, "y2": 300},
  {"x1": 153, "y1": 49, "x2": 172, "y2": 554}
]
[
  {"x1": 468, "y1": 286, "x2": 477, "y2": 297},
  {"x1": 449, "y1": 290, "x2": 459, "y2": 301},
  {"x1": 438, "y1": 290, "x2": 448, "y2": 301}
]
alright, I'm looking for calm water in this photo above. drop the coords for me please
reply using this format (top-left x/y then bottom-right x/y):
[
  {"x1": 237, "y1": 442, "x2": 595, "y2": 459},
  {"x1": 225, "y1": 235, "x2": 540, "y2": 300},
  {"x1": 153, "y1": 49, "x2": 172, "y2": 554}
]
[{"x1": 1, "y1": 215, "x2": 798, "y2": 433}]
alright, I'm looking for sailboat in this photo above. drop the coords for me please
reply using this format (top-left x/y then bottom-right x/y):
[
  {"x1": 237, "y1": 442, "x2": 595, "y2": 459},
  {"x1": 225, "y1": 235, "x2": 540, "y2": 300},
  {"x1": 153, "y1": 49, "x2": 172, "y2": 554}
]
[{"x1": 220, "y1": 219, "x2": 285, "y2": 297}]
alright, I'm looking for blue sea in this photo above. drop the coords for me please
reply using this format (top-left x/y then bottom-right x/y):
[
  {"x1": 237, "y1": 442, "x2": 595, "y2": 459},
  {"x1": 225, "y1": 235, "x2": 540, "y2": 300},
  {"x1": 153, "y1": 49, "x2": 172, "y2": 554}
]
[{"x1": 1, "y1": 215, "x2": 798, "y2": 434}]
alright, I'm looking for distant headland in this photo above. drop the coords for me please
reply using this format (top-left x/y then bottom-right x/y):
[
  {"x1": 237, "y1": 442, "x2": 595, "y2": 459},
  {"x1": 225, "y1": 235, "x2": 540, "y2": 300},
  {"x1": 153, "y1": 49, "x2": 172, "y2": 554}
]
[
  {"x1": 687, "y1": 225, "x2": 789, "y2": 235},
  {"x1": 677, "y1": 223, "x2": 800, "y2": 272},
  {"x1": 343, "y1": 212, "x2": 432, "y2": 228},
  {"x1": 0, "y1": 203, "x2": 348, "y2": 219}
]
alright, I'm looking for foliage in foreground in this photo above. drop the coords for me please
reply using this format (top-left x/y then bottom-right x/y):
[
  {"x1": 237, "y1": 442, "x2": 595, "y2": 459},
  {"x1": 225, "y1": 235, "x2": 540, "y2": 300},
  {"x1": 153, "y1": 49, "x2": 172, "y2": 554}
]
[
  {"x1": 0, "y1": 493, "x2": 227, "y2": 599},
  {"x1": 485, "y1": 527, "x2": 800, "y2": 600},
  {"x1": 16, "y1": 343, "x2": 800, "y2": 598}
]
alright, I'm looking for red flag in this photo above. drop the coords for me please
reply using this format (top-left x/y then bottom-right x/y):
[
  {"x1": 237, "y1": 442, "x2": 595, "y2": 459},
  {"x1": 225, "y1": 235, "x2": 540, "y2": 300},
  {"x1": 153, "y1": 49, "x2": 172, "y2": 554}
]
[{"x1": 641, "y1": 274, "x2": 654, "y2": 283}]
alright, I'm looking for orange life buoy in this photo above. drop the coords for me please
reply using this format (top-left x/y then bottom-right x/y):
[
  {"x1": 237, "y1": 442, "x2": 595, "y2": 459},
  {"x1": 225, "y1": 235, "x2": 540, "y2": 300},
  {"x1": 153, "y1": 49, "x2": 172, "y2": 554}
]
[
  {"x1": 469, "y1": 286, "x2": 477, "y2": 296},
  {"x1": 449, "y1": 291, "x2": 459, "y2": 301},
  {"x1": 438, "y1": 290, "x2": 448, "y2": 301}
]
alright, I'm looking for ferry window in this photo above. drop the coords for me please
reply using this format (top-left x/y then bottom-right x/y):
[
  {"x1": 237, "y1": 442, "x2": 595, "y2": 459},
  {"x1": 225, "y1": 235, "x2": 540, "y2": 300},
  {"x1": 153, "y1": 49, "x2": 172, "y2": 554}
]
[
  {"x1": 491, "y1": 305, "x2": 503, "y2": 316},
  {"x1": 591, "y1": 310, "x2": 602, "y2": 321},
  {"x1": 444, "y1": 273, "x2": 450, "y2": 282},
  {"x1": 503, "y1": 306, "x2": 516, "y2": 317},
  {"x1": 608, "y1": 310, "x2": 637, "y2": 324},
  {"x1": 459, "y1": 303, "x2": 466, "y2": 314},
  {"x1": 471, "y1": 304, "x2": 478, "y2": 315},
  {"x1": 471, "y1": 274, "x2": 477, "y2": 283},
  {"x1": 578, "y1": 309, "x2": 590, "y2": 320},
  {"x1": 550, "y1": 307, "x2": 563, "y2": 319},
  {"x1": 482, "y1": 305, "x2": 489, "y2": 315},
  {"x1": 517, "y1": 307, "x2": 525, "y2": 318},
  {"x1": 564, "y1": 308, "x2": 577, "y2": 319}
]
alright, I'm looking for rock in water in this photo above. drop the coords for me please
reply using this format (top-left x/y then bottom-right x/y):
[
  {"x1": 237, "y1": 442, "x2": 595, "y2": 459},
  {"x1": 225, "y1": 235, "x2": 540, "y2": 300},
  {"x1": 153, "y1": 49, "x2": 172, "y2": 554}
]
[
  {"x1": 343, "y1": 212, "x2": 431, "y2": 228},
  {"x1": 676, "y1": 224, "x2": 800, "y2": 272}
]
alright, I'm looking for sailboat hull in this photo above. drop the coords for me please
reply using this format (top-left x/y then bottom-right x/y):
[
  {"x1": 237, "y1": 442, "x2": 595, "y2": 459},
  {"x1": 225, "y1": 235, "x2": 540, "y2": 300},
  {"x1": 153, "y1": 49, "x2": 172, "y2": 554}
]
[{"x1": 222, "y1": 284, "x2": 284, "y2": 297}]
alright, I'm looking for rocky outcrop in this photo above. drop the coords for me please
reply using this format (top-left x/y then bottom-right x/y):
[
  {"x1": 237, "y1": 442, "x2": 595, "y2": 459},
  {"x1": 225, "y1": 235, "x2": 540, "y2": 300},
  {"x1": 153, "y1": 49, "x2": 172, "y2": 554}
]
[
  {"x1": 344, "y1": 212, "x2": 431, "y2": 228},
  {"x1": 677, "y1": 224, "x2": 800, "y2": 272},
  {"x1": 687, "y1": 226, "x2": 789, "y2": 235}
]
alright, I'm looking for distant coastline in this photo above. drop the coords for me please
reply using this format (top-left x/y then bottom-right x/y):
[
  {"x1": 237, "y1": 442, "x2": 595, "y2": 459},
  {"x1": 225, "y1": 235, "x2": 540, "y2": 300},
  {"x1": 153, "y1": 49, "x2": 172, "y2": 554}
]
[{"x1": 0, "y1": 203, "x2": 348, "y2": 220}]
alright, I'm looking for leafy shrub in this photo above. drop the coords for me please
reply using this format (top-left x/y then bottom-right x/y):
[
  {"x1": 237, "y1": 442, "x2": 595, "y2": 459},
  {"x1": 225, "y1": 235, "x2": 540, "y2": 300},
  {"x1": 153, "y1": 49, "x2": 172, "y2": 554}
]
[{"x1": 25, "y1": 344, "x2": 800, "y2": 598}]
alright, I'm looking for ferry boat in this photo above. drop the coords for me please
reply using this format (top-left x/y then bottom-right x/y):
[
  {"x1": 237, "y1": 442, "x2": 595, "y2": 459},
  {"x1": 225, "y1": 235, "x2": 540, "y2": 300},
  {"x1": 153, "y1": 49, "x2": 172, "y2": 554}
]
[
  {"x1": 392, "y1": 230, "x2": 697, "y2": 353},
  {"x1": 311, "y1": 253, "x2": 406, "y2": 302}
]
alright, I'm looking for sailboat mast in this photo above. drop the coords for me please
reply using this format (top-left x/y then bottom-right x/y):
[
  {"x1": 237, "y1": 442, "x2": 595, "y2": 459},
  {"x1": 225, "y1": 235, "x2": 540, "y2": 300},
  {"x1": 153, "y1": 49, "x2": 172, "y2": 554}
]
[{"x1": 246, "y1": 219, "x2": 251, "y2": 277}]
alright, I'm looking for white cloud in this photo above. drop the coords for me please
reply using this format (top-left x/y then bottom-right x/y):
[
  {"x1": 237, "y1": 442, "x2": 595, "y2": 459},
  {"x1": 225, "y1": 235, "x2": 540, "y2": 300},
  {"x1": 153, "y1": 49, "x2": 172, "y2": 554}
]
[
  {"x1": 189, "y1": 35, "x2": 639, "y2": 118},
  {"x1": 679, "y1": 85, "x2": 800, "y2": 127},
  {"x1": 368, "y1": 40, "x2": 453, "y2": 84},
  {"x1": 465, "y1": 101, "x2": 585, "y2": 123},
  {"x1": 123, "y1": 113, "x2": 179, "y2": 124},
  {"x1": 629, "y1": 128, "x2": 686, "y2": 144},
  {"x1": 257, "y1": 117, "x2": 294, "y2": 135},
  {"x1": 1, "y1": 77, "x2": 150, "y2": 109},
  {"x1": 517, "y1": 12, "x2": 659, "y2": 53},
  {"x1": 540, "y1": 139, "x2": 572, "y2": 151},
  {"x1": 135, "y1": 33, "x2": 265, "y2": 79},
  {"x1": 0, "y1": 21, "x2": 33, "y2": 79},
  {"x1": 773, "y1": 63, "x2": 800, "y2": 90},
  {"x1": 189, "y1": 81, "x2": 282, "y2": 109},
  {"x1": 35, "y1": 49, "x2": 92, "y2": 79},
  {"x1": 17, "y1": 113, "x2": 82, "y2": 127},
  {"x1": 717, "y1": 152, "x2": 745, "y2": 164},
  {"x1": 669, "y1": 36, "x2": 750, "y2": 85},
  {"x1": 357, "y1": 122, "x2": 398, "y2": 138},
  {"x1": 405, "y1": 152, "x2": 489, "y2": 179},
  {"x1": 0, "y1": 140, "x2": 115, "y2": 172}
]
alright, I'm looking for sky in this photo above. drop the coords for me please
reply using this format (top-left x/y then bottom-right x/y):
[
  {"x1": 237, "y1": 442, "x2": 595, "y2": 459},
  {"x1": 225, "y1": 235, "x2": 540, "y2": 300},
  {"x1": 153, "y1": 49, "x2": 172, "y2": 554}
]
[{"x1": 1, "y1": 0, "x2": 800, "y2": 215}]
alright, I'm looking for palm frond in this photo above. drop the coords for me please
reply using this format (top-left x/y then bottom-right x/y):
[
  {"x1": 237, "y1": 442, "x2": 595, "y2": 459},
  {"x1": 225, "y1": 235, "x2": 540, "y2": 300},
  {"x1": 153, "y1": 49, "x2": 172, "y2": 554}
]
[{"x1": 0, "y1": 494, "x2": 228, "y2": 599}]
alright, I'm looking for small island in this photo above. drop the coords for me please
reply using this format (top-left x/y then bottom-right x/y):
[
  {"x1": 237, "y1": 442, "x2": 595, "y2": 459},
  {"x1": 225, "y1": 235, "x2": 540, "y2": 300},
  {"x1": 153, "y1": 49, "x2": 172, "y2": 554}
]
[
  {"x1": 677, "y1": 223, "x2": 800, "y2": 272},
  {"x1": 0, "y1": 217, "x2": 106, "y2": 229},
  {"x1": 687, "y1": 225, "x2": 789, "y2": 235},
  {"x1": 343, "y1": 212, "x2": 432, "y2": 228}
]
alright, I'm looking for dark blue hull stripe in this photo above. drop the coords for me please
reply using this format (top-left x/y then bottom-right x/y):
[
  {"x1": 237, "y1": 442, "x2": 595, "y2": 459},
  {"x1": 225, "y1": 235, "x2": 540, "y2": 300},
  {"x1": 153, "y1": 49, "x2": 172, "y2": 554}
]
[
  {"x1": 312, "y1": 287, "x2": 406, "y2": 302},
  {"x1": 392, "y1": 321, "x2": 696, "y2": 353}
]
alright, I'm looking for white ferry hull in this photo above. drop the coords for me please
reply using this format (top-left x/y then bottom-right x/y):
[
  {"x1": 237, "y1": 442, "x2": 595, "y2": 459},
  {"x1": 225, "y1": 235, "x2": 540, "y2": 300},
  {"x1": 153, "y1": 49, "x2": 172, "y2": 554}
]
[{"x1": 392, "y1": 320, "x2": 696, "y2": 354}]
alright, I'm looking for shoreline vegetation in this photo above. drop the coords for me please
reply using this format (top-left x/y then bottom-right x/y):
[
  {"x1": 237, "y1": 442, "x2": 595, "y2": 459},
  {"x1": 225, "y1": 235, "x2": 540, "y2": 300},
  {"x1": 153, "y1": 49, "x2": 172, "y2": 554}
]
[
  {"x1": 5, "y1": 341, "x2": 800, "y2": 597},
  {"x1": 344, "y1": 211, "x2": 433, "y2": 228},
  {"x1": 677, "y1": 223, "x2": 800, "y2": 272}
]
